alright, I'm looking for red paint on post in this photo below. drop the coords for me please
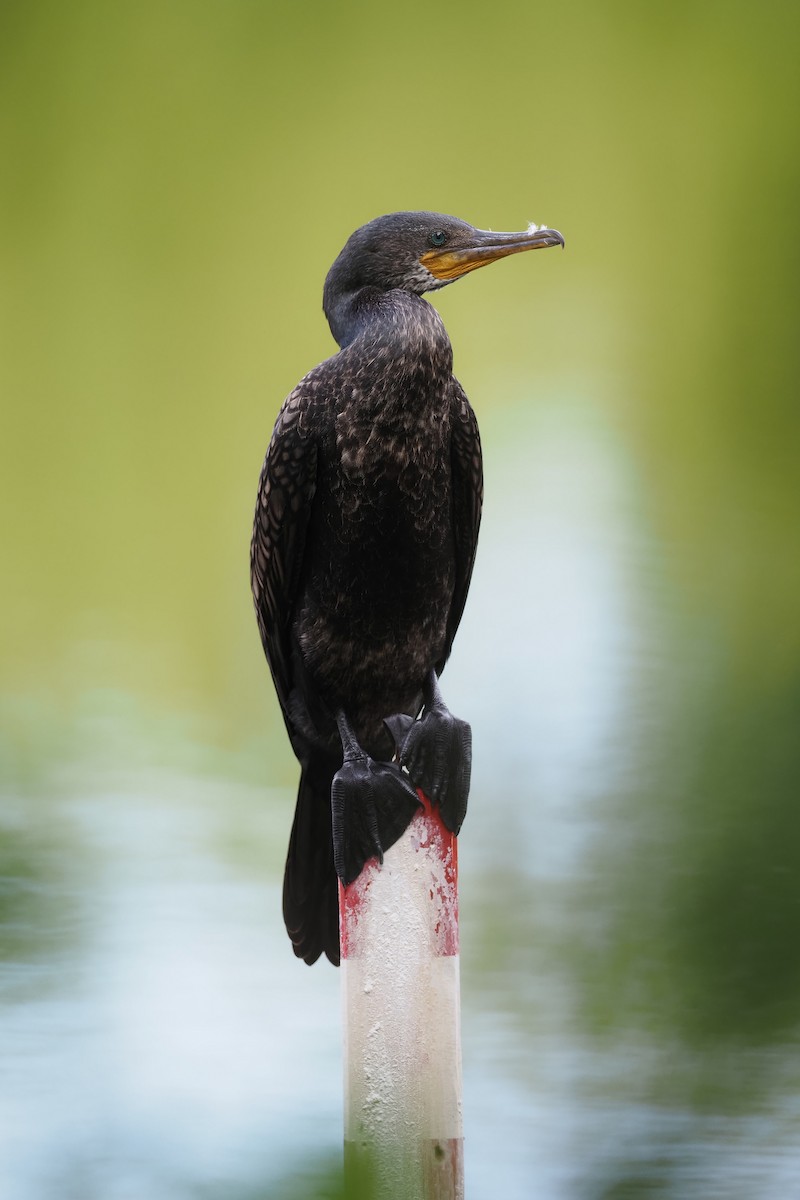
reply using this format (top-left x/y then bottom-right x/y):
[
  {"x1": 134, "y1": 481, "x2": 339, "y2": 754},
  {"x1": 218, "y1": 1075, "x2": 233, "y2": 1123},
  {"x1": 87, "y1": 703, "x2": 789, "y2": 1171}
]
[{"x1": 339, "y1": 790, "x2": 459, "y2": 959}]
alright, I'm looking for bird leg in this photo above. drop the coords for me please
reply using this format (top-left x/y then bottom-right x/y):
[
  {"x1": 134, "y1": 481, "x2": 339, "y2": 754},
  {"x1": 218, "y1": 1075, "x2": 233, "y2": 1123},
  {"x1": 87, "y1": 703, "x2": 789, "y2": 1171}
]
[
  {"x1": 384, "y1": 670, "x2": 471, "y2": 835},
  {"x1": 331, "y1": 710, "x2": 422, "y2": 886}
]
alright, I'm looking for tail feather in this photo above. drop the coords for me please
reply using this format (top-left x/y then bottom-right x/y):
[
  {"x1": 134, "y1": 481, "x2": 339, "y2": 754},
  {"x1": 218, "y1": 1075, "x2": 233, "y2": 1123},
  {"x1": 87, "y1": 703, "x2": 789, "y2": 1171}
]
[{"x1": 282, "y1": 755, "x2": 340, "y2": 966}]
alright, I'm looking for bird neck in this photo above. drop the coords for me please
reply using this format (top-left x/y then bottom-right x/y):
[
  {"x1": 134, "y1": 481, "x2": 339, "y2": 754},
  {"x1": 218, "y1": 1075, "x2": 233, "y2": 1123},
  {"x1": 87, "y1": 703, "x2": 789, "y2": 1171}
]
[{"x1": 325, "y1": 287, "x2": 453, "y2": 376}]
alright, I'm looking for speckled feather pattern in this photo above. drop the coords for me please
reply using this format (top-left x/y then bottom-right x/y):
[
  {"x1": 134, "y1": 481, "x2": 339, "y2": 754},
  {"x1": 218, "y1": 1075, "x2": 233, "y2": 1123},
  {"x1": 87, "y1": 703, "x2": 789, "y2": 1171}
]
[{"x1": 250, "y1": 291, "x2": 482, "y2": 759}]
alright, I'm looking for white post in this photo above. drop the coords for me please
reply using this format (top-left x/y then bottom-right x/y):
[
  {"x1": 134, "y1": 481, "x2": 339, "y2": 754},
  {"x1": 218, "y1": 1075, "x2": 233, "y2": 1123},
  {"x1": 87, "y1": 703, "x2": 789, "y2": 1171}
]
[{"x1": 340, "y1": 792, "x2": 464, "y2": 1200}]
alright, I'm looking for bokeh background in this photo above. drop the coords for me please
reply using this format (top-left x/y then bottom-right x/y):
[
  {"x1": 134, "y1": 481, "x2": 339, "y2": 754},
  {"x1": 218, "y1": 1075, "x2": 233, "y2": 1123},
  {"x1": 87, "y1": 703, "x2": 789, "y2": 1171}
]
[{"x1": 2, "y1": 1, "x2": 800, "y2": 1196}]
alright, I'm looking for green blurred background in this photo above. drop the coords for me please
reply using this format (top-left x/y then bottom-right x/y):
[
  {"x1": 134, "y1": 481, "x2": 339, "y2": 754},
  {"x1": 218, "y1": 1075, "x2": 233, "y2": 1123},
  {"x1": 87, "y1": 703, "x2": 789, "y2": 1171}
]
[{"x1": 2, "y1": 1, "x2": 800, "y2": 1197}]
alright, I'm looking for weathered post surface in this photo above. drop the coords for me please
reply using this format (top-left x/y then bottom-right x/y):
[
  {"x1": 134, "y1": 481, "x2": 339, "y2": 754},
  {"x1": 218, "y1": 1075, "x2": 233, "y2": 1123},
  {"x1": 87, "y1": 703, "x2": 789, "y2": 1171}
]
[{"x1": 340, "y1": 792, "x2": 464, "y2": 1200}]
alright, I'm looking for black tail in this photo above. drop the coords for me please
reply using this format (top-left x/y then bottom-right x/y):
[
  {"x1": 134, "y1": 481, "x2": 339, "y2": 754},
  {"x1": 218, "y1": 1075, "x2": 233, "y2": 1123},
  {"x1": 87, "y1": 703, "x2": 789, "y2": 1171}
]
[{"x1": 282, "y1": 753, "x2": 340, "y2": 966}]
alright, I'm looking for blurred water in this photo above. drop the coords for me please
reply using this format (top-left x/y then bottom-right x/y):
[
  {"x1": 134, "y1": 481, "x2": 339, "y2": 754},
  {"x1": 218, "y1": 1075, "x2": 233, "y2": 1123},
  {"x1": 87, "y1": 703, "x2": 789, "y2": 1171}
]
[
  {"x1": 4, "y1": 401, "x2": 800, "y2": 1198},
  {"x1": 0, "y1": 777, "x2": 341, "y2": 1199}
]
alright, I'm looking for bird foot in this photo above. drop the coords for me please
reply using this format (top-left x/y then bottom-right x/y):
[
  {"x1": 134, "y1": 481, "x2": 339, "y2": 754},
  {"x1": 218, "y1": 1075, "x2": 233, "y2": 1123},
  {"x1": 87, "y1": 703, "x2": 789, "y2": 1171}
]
[
  {"x1": 384, "y1": 674, "x2": 471, "y2": 835},
  {"x1": 331, "y1": 713, "x2": 422, "y2": 885}
]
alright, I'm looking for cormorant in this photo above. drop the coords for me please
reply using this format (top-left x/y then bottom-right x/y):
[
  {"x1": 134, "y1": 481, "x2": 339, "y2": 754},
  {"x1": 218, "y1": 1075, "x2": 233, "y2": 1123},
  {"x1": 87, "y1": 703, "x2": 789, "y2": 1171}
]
[{"x1": 251, "y1": 211, "x2": 564, "y2": 965}]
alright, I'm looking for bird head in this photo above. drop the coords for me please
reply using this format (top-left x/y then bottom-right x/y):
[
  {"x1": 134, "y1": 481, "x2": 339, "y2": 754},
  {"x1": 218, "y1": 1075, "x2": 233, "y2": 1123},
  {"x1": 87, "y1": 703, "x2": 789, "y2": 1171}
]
[{"x1": 323, "y1": 211, "x2": 564, "y2": 345}]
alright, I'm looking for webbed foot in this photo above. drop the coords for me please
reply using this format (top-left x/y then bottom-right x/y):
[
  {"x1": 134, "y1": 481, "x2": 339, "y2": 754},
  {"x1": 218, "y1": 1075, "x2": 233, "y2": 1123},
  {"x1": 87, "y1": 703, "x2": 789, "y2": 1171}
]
[
  {"x1": 384, "y1": 672, "x2": 471, "y2": 834},
  {"x1": 331, "y1": 711, "x2": 422, "y2": 885}
]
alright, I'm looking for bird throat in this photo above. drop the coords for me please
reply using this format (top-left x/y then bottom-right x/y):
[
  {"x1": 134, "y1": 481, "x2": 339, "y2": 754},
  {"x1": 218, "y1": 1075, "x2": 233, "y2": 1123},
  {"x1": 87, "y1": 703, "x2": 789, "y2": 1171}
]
[{"x1": 334, "y1": 293, "x2": 453, "y2": 475}]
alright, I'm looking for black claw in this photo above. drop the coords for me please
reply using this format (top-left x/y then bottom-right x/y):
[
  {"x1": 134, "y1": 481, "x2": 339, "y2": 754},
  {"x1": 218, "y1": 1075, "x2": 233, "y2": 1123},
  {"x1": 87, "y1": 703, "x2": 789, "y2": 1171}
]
[
  {"x1": 384, "y1": 676, "x2": 472, "y2": 835},
  {"x1": 331, "y1": 755, "x2": 422, "y2": 885}
]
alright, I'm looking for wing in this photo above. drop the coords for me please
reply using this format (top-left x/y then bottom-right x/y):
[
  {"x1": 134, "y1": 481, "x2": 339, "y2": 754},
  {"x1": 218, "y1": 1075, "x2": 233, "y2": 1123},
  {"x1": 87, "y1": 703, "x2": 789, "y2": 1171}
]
[
  {"x1": 250, "y1": 384, "x2": 319, "y2": 733},
  {"x1": 439, "y1": 380, "x2": 483, "y2": 671}
]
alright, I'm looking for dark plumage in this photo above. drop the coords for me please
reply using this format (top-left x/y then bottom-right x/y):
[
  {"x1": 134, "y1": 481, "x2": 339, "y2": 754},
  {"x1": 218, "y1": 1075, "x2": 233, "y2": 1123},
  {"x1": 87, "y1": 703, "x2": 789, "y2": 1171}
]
[{"x1": 251, "y1": 211, "x2": 564, "y2": 964}]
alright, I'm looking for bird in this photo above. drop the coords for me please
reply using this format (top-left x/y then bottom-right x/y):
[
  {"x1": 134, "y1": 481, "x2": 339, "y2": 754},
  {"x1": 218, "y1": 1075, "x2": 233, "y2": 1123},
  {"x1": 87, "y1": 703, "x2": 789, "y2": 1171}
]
[{"x1": 251, "y1": 211, "x2": 564, "y2": 965}]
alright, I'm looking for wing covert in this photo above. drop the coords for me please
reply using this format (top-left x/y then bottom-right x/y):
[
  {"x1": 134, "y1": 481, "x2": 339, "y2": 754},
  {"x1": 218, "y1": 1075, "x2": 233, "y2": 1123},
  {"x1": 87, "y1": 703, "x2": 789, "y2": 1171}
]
[
  {"x1": 440, "y1": 381, "x2": 483, "y2": 669},
  {"x1": 250, "y1": 386, "x2": 318, "y2": 727}
]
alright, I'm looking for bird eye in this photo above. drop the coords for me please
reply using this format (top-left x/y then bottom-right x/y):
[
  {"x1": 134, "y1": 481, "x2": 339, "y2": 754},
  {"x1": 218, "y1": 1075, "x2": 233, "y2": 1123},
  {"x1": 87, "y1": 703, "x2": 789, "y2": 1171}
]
[{"x1": 429, "y1": 230, "x2": 447, "y2": 247}]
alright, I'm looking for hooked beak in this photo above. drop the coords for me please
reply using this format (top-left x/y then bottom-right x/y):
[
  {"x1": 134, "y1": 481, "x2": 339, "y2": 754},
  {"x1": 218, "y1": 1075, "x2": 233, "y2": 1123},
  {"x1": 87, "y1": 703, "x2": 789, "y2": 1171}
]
[{"x1": 421, "y1": 223, "x2": 565, "y2": 282}]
